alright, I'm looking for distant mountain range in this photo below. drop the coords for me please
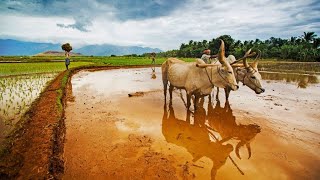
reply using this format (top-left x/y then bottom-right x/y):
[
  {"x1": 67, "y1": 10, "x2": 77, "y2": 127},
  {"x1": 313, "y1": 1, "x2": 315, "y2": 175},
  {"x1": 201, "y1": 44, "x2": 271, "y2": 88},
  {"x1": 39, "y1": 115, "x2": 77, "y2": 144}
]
[
  {"x1": 0, "y1": 39, "x2": 162, "y2": 56},
  {"x1": 36, "y1": 51, "x2": 83, "y2": 56}
]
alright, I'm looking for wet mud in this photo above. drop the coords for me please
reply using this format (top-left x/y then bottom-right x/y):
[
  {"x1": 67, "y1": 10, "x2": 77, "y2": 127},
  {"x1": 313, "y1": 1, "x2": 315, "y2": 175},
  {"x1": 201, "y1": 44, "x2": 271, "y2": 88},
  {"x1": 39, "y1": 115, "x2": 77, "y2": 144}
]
[{"x1": 64, "y1": 67, "x2": 320, "y2": 179}]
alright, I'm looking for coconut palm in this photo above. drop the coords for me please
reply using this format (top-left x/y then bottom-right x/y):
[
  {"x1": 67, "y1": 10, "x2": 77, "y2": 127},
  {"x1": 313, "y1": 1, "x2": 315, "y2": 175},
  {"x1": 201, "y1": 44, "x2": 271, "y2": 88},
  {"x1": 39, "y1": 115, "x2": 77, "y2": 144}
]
[
  {"x1": 303, "y1": 32, "x2": 317, "y2": 43},
  {"x1": 313, "y1": 38, "x2": 320, "y2": 49}
]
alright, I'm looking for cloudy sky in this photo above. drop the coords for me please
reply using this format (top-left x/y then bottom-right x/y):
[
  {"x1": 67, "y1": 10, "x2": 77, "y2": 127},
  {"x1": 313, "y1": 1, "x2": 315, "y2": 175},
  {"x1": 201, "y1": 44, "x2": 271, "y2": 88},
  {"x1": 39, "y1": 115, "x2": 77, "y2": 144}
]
[{"x1": 0, "y1": 0, "x2": 319, "y2": 50}]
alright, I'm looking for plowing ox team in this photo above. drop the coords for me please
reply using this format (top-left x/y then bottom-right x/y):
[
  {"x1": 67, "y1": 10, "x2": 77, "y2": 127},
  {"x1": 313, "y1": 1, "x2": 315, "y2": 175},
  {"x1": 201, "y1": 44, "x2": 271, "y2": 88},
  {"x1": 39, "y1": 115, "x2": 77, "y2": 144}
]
[{"x1": 162, "y1": 40, "x2": 265, "y2": 107}]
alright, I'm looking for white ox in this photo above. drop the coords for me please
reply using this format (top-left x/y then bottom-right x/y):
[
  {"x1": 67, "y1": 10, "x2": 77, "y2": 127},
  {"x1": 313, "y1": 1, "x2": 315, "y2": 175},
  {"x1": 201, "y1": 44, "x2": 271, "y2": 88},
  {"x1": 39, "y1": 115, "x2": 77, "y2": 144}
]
[{"x1": 161, "y1": 40, "x2": 239, "y2": 109}]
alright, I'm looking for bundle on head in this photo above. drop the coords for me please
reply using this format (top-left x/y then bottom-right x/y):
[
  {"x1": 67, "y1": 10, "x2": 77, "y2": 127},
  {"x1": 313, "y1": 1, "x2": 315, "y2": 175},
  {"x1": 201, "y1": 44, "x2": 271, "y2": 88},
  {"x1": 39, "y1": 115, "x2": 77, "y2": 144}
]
[{"x1": 61, "y1": 43, "x2": 73, "y2": 52}]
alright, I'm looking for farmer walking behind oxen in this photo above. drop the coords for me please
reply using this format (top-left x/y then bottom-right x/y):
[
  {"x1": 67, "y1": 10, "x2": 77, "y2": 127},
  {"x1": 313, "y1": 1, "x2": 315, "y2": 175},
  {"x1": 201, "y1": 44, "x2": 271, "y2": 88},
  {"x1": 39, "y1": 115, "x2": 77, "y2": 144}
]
[
  {"x1": 150, "y1": 52, "x2": 156, "y2": 65},
  {"x1": 201, "y1": 49, "x2": 218, "y2": 64}
]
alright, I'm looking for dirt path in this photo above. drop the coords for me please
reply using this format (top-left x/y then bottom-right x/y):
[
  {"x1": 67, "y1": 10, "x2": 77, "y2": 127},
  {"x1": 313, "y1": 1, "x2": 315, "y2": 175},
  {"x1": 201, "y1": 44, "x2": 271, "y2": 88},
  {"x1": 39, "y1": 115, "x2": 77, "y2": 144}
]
[{"x1": 64, "y1": 68, "x2": 320, "y2": 179}]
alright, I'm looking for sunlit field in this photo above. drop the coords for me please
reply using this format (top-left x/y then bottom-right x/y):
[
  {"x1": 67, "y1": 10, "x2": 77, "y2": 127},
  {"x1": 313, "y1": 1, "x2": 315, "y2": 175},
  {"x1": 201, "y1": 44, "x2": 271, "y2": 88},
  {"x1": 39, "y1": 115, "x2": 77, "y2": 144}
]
[{"x1": 0, "y1": 62, "x2": 92, "y2": 76}]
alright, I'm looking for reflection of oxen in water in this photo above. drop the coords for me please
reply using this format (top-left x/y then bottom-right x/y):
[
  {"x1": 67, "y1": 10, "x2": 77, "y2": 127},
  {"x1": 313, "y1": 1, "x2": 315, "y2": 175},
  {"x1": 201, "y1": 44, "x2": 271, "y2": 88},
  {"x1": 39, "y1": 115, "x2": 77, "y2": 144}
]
[
  {"x1": 207, "y1": 99, "x2": 261, "y2": 159},
  {"x1": 162, "y1": 103, "x2": 233, "y2": 179},
  {"x1": 151, "y1": 66, "x2": 157, "y2": 79},
  {"x1": 298, "y1": 76, "x2": 309, "y2": 88}
]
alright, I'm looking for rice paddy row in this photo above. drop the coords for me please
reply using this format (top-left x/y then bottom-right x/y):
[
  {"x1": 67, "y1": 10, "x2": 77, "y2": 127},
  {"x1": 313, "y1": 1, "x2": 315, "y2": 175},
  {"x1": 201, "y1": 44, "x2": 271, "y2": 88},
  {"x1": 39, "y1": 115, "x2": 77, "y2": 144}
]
[{"x1": 0, "y1": 73, "x2": 57, "y2": 143}]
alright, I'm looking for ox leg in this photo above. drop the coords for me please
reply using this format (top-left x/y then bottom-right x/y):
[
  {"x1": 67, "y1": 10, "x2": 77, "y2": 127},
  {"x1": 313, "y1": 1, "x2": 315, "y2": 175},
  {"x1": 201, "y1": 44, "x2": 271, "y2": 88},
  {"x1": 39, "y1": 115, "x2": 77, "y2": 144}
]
[
  {"x1": 216, "y1": 87, "x2": 220, "y2": 101},
  {"x1": 169, "y1": 85, "x2": 174, "y2": 105},
  {"x1": 194, "y1": 95, "x2": 200, "y2": 110},
  {"x1": 186, "y1": 94, "x2": 191, "y2": 110},
  {"x1": 186, "y1": 110, "x2": 191, "y2": 123},
  {"x1": 164, "y1": 84, "x2": 167, "y2": 99},
  {"x1": 200, "y1": 96, "x2": 205, "y2": 106},
  {"x1": 224, "y1": 87, "x2": 231, "y2": 100},
  {"x1": 163, "y1": 83, "x2": 167, "y2": 104}
]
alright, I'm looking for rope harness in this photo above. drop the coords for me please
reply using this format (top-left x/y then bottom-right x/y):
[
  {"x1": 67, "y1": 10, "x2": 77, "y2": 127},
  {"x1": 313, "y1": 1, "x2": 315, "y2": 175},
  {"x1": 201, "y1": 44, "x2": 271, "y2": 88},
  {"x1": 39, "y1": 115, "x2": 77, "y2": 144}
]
[
  {"x1": 205, "y1": 67, "x2": 215, "y2": 87},
  {"x1": 205, "y1": 66, "x2": 232, "y2": 88}
]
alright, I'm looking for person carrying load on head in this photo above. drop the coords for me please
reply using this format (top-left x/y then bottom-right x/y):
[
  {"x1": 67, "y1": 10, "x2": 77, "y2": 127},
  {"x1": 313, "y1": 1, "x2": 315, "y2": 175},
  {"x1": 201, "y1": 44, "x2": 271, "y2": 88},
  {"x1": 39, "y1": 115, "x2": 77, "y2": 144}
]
[
  {"x1": 65, "y1": 52, "x2": 70, "y2": 70},
  {"x1": 61, "y1": 43, "x2": 72, "y2": 70}
]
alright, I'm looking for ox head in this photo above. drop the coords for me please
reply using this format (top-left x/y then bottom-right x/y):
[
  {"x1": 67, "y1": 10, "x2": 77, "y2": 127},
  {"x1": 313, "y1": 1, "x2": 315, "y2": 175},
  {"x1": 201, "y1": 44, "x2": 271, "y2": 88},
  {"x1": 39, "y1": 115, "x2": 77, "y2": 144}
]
[
  {"x1": 216, "y1": 40, "x2": 239, "y2": 91},
  {"x1": 242, "y1": 50, "x2": 265, "y2": 94},
  {"x1": 235, "y1": 124, "x2": 261, "y2": 159},
  {"x1": 195, "y1": 40, "x2": 239, "y2": 91}
]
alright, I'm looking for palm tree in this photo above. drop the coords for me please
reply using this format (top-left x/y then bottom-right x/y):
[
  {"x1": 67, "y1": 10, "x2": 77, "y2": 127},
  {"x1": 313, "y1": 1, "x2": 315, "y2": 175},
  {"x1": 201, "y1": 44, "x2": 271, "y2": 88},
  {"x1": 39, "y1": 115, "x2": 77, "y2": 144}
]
[
  {"x1": 290, "y1": 37, "x2": 297, "y2": 45},
  {"x1": 202, "y1": 40, "x2": 208, "y2": 48},
  {"x1": 313, "y1": 38, "x2": 320, "y2": 49},
  {"x1": 234, "y1": 40, "x2": 242, "y2": 47},
  {"x1": 303, "y1": 32, "x2": 317, "y2": 43},
  {"x1": 254, "y1": 38, "x2": 261, "y2": 45},
  {"x1": 244, "y1": 40, "x2": 248, "y2": 46}
]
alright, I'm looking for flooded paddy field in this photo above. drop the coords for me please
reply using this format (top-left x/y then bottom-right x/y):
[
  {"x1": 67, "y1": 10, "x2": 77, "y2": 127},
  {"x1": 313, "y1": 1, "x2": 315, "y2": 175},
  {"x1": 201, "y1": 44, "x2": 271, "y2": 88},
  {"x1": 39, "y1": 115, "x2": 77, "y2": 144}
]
[
  {"x1": 258, "y1": 62, "x2": 320, "y2": 75},
  {"x1": 64, "y1": 67, "x2": 320, "y2": 179},
  {"x1": 0, "y1": 73, "x2": 57, "y2": 148}
]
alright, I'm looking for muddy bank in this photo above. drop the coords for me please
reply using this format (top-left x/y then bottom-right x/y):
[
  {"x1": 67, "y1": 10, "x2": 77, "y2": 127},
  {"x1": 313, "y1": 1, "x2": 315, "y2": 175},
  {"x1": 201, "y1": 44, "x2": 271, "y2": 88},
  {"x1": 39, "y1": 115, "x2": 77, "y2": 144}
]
[{"x1": 64, "y1": 68, "x2": 320, "y2": 179}]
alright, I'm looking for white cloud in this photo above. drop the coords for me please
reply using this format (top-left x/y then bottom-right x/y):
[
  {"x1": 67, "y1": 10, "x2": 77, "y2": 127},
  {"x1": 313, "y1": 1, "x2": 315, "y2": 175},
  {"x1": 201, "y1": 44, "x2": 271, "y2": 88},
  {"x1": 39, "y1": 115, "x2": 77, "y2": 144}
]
[{"x1": 0, "y1": 0, "x2": 319, "y2": 50}]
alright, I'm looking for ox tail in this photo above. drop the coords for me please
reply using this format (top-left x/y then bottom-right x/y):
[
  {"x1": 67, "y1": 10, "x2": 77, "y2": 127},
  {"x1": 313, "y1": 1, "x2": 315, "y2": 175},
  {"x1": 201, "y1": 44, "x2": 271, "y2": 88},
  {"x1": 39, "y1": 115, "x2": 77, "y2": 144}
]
[{"x1": 161, "y1": 60, "x2": 169, "y2": 100}]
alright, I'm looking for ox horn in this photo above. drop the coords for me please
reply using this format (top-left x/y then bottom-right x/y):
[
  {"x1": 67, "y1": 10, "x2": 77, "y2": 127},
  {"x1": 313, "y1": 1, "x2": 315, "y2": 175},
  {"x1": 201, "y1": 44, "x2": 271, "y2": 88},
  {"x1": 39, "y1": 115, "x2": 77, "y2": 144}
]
[
  {"x1": 196, "y1": 64, "x2": 219, "y2": 68},
  {"x1": 252, "y1": 50, "x2": 261, "y2": 70},
  {"x1": 235, "y1": 141, "x2": 253, "y2": 159},
  {"x1": 246, "y1": 143, "x2": 252, "y2": 159},
  {"x1": 230, "y1": 49, "x2": 256, "y2": 66},
  {"x1": 235, "y1": 141, "x2": 245, "y2": 159},
  {"x1": 218, "y1": 39, "x2": 226, "y2": 66},
  {"x1": 243, "y1": 49, "x2": 251, "y2": 68}
]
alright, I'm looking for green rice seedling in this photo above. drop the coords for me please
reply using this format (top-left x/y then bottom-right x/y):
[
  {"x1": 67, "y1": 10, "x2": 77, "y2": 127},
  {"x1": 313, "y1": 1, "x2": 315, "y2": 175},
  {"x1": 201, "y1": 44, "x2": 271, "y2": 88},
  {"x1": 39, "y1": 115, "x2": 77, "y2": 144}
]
[{"x1": 0, "y1": 73, "x2": 57, "y2": 138}]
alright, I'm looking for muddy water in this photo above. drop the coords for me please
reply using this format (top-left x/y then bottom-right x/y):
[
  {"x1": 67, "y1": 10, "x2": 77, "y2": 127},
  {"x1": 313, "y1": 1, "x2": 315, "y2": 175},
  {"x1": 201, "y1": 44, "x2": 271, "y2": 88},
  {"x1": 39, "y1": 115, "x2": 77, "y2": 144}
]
[{"x1": 64, "y1": 67, "x2": 320, "y2": 179}]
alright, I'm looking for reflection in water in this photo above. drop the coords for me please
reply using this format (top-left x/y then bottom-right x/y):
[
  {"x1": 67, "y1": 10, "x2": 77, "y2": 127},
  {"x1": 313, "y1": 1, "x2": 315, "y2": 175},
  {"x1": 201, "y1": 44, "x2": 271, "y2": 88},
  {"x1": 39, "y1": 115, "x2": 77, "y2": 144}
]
[
  {"x1": 151, "y1": 66, "x2": 157, "y2": 79},
  {"x1": 207, "y1": 100, "x2": 261, "y2": 159},
  {"x1": 162, "y1": 98, "x2": 261, "y2": 179},
  {"x1": 258, "y1": 62, "x2": 320, "y2": 73},
  {"x1": 162, "y1": 103, "x2": 233, "y2": 178},
  {"x1": 260, "y1": 71, "x2": 319, "y2": 88},
  {"x1": 297, "y1": 76, "x2": 309, "y2": 88}
]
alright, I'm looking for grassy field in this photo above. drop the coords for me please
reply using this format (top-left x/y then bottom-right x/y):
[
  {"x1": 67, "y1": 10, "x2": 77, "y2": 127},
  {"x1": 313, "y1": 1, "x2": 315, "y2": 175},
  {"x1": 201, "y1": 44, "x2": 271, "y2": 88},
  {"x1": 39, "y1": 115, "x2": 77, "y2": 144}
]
[
  {"x1": 0, "y1": 56, "x2": 194, "y2": 76},
  {"x1": 0, "y1": 62, "x2": 92, "y2": 76},
  {"x1": 1, "y1": 56, "x2": 319, "y2": 76}
]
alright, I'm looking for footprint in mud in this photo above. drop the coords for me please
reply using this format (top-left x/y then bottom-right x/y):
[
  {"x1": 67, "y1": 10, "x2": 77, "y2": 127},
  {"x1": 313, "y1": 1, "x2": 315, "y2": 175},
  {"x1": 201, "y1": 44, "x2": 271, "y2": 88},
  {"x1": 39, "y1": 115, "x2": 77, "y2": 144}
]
[
  {"x1": 128, "y1": 92, "x2": 144, "y2": 97},
  {"x1": 128, "y1": 134, "x2": 153, "y2": 147}
]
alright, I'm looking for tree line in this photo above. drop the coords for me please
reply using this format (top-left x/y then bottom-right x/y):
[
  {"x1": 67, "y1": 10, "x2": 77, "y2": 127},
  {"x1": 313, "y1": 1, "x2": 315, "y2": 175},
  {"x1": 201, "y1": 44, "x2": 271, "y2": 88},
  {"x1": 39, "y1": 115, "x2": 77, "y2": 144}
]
[{"x1": 151, "y1": 32, "x2": 320, "y2": 61}]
